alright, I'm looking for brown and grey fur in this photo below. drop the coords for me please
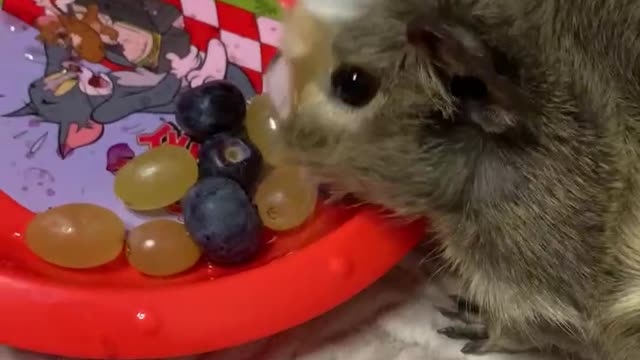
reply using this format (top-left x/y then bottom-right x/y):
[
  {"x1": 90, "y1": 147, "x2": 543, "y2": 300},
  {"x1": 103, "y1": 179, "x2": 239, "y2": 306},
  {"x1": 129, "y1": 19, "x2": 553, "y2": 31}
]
[{"x1": 277, "y1": 0, "x2": 640, "y2": 359}]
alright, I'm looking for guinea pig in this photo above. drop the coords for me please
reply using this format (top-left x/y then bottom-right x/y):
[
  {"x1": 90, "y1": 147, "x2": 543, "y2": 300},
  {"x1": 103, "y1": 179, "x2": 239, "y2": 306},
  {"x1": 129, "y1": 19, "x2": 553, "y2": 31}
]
[{"x1": 275, "y1": 1, "x2": 640, "y2": 359}]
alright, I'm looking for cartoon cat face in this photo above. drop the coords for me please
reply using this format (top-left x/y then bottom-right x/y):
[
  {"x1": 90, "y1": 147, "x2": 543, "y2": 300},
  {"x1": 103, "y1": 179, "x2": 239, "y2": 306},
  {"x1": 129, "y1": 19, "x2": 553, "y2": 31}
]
[{"x1": 5, "y1": 62, "x2": 110, "y2": 158}]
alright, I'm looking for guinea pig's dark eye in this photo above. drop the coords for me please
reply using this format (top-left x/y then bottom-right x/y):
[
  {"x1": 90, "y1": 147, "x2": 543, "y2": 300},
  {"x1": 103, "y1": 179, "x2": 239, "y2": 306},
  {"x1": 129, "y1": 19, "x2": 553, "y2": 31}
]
[{"x1": 330, "y1": 64, "x2": 380, "y2": 107}]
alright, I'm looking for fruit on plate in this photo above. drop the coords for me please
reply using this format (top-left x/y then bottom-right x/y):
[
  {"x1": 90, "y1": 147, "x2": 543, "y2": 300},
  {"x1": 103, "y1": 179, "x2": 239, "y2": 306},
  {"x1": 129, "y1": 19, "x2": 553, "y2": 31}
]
[
  {"x1": 127, "y1": 219, "x2": 202, "y2": 277},
  {"x1": 182, "y1": 177, "x2": 263, "y2": 265},
  {"x1": 254, "y1": 166, "x2": 318, "y2": 231},
  {"x1": 25, "y1": 203, "x2": 125, "y2": 269},
  {"x1": 114, "y1": 144, "x2": 198, "y2": 211},
  {"x1": 198, "y1": 133, "x2": 263, "y2": 192},
  {"x1": 175, "y1": 80, "x2": 247, "y2": 141},
  {"x1": 245, "y1": 94, "x2": 287, "y2": 166}
]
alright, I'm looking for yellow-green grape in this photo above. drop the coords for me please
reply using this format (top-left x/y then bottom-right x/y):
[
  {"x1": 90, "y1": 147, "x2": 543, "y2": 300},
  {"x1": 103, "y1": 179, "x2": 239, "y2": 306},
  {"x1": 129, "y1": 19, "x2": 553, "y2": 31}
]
[
  {"x1": 25, "y1": 204, "x2": 125, "y2": 269},
  {"x1": 245, "y1": 95, "x2": 286, "y2": 166},
  {"x1": 114, "y1": 144, "x2": 198, "y2": 211},
  {"x1": 290, "y1": 48, "x2": 332, "y2": 101},
  {"x1": 127, "y1": 220, "x2": 202, "y2": 277},
  {"x1": 282, "y1": 5, "x2": 333, "y2": 101},
  {"x1": 254, "y1": 166, "x2": 318, "y2": 231}
]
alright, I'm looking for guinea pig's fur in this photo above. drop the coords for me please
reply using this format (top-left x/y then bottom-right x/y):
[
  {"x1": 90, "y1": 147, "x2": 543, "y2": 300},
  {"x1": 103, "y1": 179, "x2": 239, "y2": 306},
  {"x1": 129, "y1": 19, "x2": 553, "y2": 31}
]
[{"x1": 277, "y1": 0, "x2": 640, "y2": 359}]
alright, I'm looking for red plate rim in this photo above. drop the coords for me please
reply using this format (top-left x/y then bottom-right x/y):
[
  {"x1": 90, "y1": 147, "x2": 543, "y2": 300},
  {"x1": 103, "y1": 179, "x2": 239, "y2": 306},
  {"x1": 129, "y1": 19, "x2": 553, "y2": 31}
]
[{"x1": 0, "y1": 190, "x2": 423, "y2": 359}]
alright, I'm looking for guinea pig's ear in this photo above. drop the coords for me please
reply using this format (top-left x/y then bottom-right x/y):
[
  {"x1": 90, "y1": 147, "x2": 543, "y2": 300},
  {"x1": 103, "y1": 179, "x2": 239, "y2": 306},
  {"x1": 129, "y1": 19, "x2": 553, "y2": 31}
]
[{"x1": 407, "y1": 15, "x2": 529, "y2": 134}]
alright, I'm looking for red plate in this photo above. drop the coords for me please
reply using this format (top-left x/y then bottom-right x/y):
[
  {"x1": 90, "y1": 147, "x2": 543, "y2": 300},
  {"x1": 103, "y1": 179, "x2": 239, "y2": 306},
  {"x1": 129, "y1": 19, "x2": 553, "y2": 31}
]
[{"x1": 0, "y1": 0, "x2": 425, "y2": 358}]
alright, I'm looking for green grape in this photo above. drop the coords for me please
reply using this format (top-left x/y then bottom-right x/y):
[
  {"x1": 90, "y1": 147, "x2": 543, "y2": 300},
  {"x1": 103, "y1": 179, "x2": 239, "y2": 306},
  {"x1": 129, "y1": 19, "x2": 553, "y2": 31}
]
[
  {"x1": 254, "y1": 166, "x2": 318, "y2": 231},
  {"x1": 114, "y1": 144, "x2": 198, "y2": 211},
  {"x1": 127, "y1": 220, "x2": 202, "y2": 277},
  {"x1": 25, "y1": 203, "x2": 125, "y2": 269},
  {"x1": 245, "y1": 95, "x2": 287, "y2": 166},
  {"x1": 288, "y1": 19, "x2": 333, "y2": 102},
  {"x1": 290, "y1": 52, "x2": 331, "y2": 101}
]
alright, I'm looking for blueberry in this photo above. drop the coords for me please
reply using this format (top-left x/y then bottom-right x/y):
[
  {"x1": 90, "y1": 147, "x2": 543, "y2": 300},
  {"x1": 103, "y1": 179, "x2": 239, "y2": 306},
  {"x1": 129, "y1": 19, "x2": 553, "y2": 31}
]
[
  {"x1": 182, "y1": 177, "x2": 262, "y2": 265},
  {"x1": 198, "y1": 133, "x2": 263, "y2": 192},
  {"x1": 175, "y1": 80, "x2": 247, "y2": 141}
]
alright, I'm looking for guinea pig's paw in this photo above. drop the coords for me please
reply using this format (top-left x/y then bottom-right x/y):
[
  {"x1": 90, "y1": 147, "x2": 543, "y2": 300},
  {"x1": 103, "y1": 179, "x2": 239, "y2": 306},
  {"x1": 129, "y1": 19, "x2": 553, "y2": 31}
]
[
  {"x1": 438, "y1": 321, "x2": 536, "y2": 355},
  {"x1": 459, "y1": 337, "x2": 536, "y2": 355},
  {"x1": 437, "y1": 324, "x2": 488, "y2": 341},
  {"x1": 436, "y1": 295, "x2": 481, "y2": 324},
  {"x1": 461, "y1": 339, "x2": 503, "y2": 355}
]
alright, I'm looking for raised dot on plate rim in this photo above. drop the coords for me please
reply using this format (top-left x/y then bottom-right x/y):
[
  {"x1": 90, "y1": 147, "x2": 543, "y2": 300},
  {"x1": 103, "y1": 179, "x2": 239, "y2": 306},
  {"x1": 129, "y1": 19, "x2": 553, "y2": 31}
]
[
  {"x1": 135, "y1": 309, "x2": 161, "y2": 335},
  {"x1": 328, "y1": 257, "x2": 352, "y2": 277}
]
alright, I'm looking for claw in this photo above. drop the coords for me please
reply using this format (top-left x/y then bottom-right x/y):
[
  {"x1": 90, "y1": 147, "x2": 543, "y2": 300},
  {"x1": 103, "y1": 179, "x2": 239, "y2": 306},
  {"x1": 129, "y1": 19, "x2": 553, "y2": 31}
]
[
  {"x1": 435, "y1": 306, "x2": 463, "y2": 322},
  {"x1": 437, "y1": 324, "x2": 488, "y2": 340},
  {"x1": 461, "y1": 340, "x2": 490, "y2": 354},
  {"x1": 461, "y1": 339, "x2": 536, "y2": 355}
]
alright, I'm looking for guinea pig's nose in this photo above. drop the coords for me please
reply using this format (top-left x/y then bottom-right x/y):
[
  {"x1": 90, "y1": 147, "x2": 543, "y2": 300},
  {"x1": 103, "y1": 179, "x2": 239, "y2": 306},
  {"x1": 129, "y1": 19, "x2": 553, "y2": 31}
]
[{"x1": 406, "y1": 16, "x2": 443, "y2": 51}]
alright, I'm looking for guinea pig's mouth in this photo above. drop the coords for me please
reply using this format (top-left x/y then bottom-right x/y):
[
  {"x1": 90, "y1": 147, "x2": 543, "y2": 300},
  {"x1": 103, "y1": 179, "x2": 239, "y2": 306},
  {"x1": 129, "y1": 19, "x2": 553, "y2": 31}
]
[{"x1": 319, "y1": 183, "x2": 368, "y2": 206}]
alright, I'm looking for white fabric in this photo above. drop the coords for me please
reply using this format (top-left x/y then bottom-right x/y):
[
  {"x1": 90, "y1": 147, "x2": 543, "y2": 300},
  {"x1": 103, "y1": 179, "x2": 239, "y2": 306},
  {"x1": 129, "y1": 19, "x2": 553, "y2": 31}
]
[{"x1": 1, "y1": 255, "x2": 558, "y2": 360}]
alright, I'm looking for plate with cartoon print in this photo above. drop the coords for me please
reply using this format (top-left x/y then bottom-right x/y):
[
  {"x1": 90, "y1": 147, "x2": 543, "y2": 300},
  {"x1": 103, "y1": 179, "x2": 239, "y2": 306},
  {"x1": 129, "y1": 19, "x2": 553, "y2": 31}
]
[{"x1": 0, "y1": 0, "x2": 423, "y2": 359}]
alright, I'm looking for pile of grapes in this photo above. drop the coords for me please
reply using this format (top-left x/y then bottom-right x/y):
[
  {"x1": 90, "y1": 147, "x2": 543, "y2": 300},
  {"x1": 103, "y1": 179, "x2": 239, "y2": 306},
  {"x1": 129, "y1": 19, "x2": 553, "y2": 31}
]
[{"x1": 25, "y1": 81, "x2": 318, "y2": 277}]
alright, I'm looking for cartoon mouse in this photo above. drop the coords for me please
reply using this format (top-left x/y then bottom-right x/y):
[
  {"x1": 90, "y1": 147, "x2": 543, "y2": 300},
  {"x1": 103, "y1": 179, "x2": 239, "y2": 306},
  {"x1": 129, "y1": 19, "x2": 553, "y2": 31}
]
[
  {"x1": 6, "y1": 0, "x2": 258, "y2": 158},
  {"x1": 43, "y1": 0, "x2": 238, "y2": 85},
  {"x1": 35, "y1": 0, "x2": 258, "y2": 92},
  {"x1": 5, "y1": 42, "x2": 181, "y2": 158},
  {"x1": 35, "y1": 1, "x2": 118, "y2": 63},
  {"x1": 34, "y1": 0, "x2": 186, "y2": 70},
  {"x1": 4, "y1": 42, "x2": 256, "y2": 158},
  {"x1": 69, "y1": 0, "x2": 191, "y2": 72}
]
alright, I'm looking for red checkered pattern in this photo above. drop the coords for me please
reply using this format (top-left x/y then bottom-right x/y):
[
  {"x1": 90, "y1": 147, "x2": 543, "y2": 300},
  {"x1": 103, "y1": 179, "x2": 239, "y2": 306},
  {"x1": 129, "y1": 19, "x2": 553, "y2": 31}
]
[{"x1": 1, "y1": 0, "x2": 281, "y2": 93}]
